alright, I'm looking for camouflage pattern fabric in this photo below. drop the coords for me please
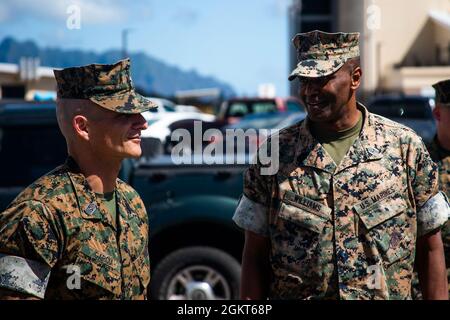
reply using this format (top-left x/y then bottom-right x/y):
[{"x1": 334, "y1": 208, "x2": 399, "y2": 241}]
[
  {"x1": 0, "y1": 157, "x2": 150, "y2": 299},
  {"x1": 54, "y1": 58, "x2": 157, "y2": 114},
  {"x1": 433, "y1": 79, "x2": 450, "y2": 105},
  {"x1": 425, "y1": 137, "x2": 450, "y2": 298},
  {"x1": 411, "y1": 78, "x2": 450, "y2": 299},
  {"x1": 289, "y1": 30, "x2": 360, "y2": 80},
  {"x1": 239, "y1": 104, "x2": 445, "y2": 300}
]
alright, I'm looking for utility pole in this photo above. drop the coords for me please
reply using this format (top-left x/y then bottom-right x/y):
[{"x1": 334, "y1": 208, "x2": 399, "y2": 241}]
[{"x1": 122, "y1": 28, "x2": 132, "y2": 58}]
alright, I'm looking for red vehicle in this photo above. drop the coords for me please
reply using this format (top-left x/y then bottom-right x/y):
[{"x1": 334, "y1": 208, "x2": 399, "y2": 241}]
[{"x1": 218, "y1": 97, "x2": 304, "y2": 124}]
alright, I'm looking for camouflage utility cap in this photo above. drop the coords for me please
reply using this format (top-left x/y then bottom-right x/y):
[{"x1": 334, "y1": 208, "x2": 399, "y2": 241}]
[
  {"x1": 289, "y1": 30, "x2": 360, "y2": 80},
  {"x1": 53, "y1": 58, "x2": 157, "y2": 114},
  {"x1": 433, "y1": 79, "x2": 450, "y2": 106}
]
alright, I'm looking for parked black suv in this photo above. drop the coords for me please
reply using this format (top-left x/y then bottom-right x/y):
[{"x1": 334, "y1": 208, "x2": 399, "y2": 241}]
[{"x1": 367, "y1": 95, "x2": 436, "y2": 143}]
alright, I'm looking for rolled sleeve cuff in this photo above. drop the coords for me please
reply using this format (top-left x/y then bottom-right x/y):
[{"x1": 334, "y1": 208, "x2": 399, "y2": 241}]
[
  {"x1": 232, "y1": 194, "x2": 269, "y2": 236},
  {"x1": 417, "y1": 192, "x2": 450, "y2": 237},
  {"x1": 0, "y1": 254, "x2": 51, "y2": 298}
]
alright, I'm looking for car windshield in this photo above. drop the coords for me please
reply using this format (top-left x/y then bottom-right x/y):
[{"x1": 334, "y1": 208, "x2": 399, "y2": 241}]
[
  {"x1": 226, "y1": 113, "x2": 287, "y2": 129},
  {"x1": 227, "y1": 100, "x2": 278, "y2": 117},
  {"x1": 368, "y1": 98, "x2": 432, "y2": 119},
  {"x1": 147, "y1": 119, "x2": 159, "y2": 126},
  {"x1": 275, "y1": 112, "x2": 306, "y2": 129},
  {"x1": 286, "y1": 100, "x2": 303, "y2": 112},
  {"x1": 147, "y1": 98, "x2": 177, "y2": 113},
  {"x1": 163, "y1": 105, "x2": 176, "y2": 112}
]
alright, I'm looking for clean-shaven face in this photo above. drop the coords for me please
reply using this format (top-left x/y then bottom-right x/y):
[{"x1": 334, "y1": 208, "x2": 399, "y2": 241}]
[
  {"x1": 87, "y1": 107, "x2": 148, "y2": 160},
  {"x1": 298, "y1": 63, "x2": 354, "y2": 124}
]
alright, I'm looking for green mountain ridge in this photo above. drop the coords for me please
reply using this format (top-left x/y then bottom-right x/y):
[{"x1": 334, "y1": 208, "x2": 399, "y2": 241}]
[{"x1": 0, "y1": 37, "x2": 235, "y2": 98}]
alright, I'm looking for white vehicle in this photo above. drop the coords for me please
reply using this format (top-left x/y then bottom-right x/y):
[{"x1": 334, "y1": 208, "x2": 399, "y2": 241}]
[
  {"x1": 143, "y1": 98, "x2": 202, "y2": 119},
  {"x1": 141, "y1": 112, "x2": 216, "y2": 154},
  {"x1": 142, "y1": 97, "x2": 178, "y2": 121},
  {"x1": 174, "y1": 104, "x2": 201, "y2": 113}
]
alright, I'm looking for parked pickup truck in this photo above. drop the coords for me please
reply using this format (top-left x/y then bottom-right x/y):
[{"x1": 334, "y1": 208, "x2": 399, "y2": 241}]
[{"x1": 0, "y1": 101, "x2": 246, "y2": 300}]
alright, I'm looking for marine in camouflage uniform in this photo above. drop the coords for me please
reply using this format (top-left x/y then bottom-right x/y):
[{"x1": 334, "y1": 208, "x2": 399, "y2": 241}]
[
  {"x1": 428, "y1": 80, "x2": 450, "y2": 297},
  {"x1": 0, "y1": 59, "x2": 157, "y2": 299},
  {"x1": 233, "y1": 30, "x2": 449, "y2": 300}
]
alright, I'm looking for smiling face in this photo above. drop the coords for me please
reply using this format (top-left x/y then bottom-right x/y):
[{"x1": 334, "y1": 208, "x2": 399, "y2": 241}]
[
  {"x1": 298, "y1": 59, "x2": 362, "y2": 124},
  {"x1": 84, "y1": 106, "x2": 149, "y2": 160}
]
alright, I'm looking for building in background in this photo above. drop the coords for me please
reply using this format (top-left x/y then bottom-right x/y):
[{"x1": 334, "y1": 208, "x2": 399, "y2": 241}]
[
  {"x1": 0, "y1": 58, "x2": 56, "y2": 100},
  {"x1": 288, "y1": 0, "x2": 450, "y2": 100}
]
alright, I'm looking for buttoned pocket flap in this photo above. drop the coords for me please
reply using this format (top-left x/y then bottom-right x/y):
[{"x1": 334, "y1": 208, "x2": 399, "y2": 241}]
[
  {"x1": 354, "y1": 192, "x2": 408, "y2": 230},
  {"x1": 75, "y1": 249, "x2": 121, "y2": 296},
  {"x1": 279, "y1": 196, "x2": 330, "y2": 234}
]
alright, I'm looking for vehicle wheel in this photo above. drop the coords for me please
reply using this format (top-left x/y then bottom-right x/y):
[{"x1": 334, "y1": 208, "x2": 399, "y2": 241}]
[{"x1": 150, "y1": 246, "x2": 241, "y2": 300}]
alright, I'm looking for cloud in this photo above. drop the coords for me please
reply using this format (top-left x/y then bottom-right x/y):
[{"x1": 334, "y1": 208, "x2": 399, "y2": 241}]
[
  {"x1": 267, "y1": 0, "x2": 293, "y2": 18},
  {"x1": 0, "y1": 0, "x2": 126, "y2": 24},
  {"x1": 0, "y1": 2, "x2": 11, "y2": 23},
  {"x1": 172, "y1": 7, "x2": 200, "y2": 26}
]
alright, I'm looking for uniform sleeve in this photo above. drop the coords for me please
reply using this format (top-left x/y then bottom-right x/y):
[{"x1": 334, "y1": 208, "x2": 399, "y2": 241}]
[
  {"x1": 417, "y1": 192, "x2": 450, "y2": 237},
  {"x1": 0, "y1": 200, "x2": 61, "y2": 298},
  {"x1": 410, "y1": 138, "x2": 449, "y2": 236},
  {"x1": 232, "y1": 152, "x2": 273, "y2": 237}
]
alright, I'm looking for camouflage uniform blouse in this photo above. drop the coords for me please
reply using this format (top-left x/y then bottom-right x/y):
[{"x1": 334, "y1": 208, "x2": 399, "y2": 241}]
[
  {"x1": 427, "y1": 137, "x2": 450, "y2": 294},
  {"x1": 233, "y1": 104, "x2": 449, "y2": 300},
  {"x1": 0, "y1": 157, "x2": 150, "y2": 299}
]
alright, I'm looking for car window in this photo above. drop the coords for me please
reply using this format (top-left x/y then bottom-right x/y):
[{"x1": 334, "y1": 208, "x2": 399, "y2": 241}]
[
  {"x1": 369, "y1": 99, "x2": 431, "y2": 119},
  {"x1": 276, "y1": 113, "x2": 306, "y2": 129},
  {"x1": 251, "y1": 102, "x2": 277, "y2": 114},
  {"x1": 228, "y1": 114, "x2": 286, "y2": 129},
  {"x1": 286, "y1": 100, "x2": 303, "y2": 112},
  {"x1": 228, "y1": 103, "x2": 249, "y2": 117},
  {"x1": 163, "y1": 105, "x2": 176, "y2": 112},
  {"x1": 147, "y1": 119, "x2": 159, "y2": 126},
  {"x1": 0, "y1": 125, "x2": 67, "y2": 187}
]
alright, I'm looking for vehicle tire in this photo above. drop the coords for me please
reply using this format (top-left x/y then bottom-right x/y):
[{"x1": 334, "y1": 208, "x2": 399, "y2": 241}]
[{"x1": 150, "y1": 246, "x2": 241, "y2": 300}]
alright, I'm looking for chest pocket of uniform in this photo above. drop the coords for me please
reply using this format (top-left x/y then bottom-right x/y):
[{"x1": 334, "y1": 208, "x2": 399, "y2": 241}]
[
  {"x1": 74, "y1": 247, "x2": 122, "y2": 297},
  {"x1": 271, "y1": 191, "x2": 332, "y2": 276},
  {"x1": 277, "y1": 191, "x2": 331, "y2": 234},
  {"x1": 353, "y1": 192, "x2": 411, "y2": 265}
]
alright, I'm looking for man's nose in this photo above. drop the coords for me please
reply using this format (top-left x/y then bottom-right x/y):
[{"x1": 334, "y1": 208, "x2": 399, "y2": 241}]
[
  {"x1": 132, "y1": 113, "x2": 148, "y2": 130},
  {"x1": 303, "y1": 80, "x2": 320, "y2": 97}
]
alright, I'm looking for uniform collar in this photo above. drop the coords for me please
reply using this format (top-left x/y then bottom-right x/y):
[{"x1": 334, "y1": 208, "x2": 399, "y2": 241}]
[
  {"x1": 63, "y1": 156, "x2": 121, "y2": 230},
  {"x1": 295, "y1": 103, "x2": 384, "y2": 174}
]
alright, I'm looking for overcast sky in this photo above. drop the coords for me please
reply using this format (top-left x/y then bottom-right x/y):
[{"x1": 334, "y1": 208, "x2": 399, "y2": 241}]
[{"x1": 0, "y1": 0, "x2": 294, "y2": 96}]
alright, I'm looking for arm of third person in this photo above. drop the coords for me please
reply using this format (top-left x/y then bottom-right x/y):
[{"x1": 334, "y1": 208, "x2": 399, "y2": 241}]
[
  {"x1": 240, "y1": 230, "x2": 271, "y2": 300},
  {"x1": 416, "y1": 228, "x2": 448, "y2": 300}
]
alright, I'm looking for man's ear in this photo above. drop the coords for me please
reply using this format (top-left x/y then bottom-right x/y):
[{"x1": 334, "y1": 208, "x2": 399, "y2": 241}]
[
  {"x1": 432, "y1": 105, "x2": 440, "y2": 122},
  {"x1": 73, "y1": 115, "x2": 89, "y2": 141},
  {"x1": 350, "y1": 67, "x2": 362, "y2": 90}
]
